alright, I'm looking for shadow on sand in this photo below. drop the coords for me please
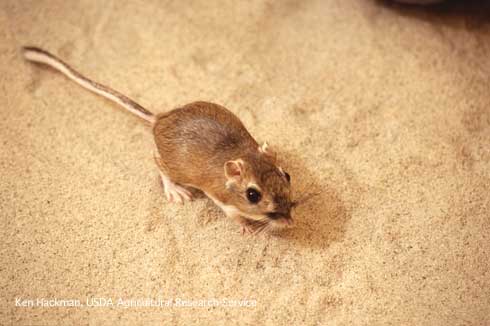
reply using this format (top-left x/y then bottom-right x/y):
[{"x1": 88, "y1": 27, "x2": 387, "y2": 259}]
[
  {"x1": 376, "y1": 0, "x2": 490, "y2": 29},
  {"x1": 267, "y1": 149, "x2": 353, "y2": 250}
]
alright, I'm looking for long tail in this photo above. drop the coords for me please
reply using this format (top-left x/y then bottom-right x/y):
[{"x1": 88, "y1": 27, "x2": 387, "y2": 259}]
[{"x1": 22, "y1": 46, "x2": 155, "y2": 123}]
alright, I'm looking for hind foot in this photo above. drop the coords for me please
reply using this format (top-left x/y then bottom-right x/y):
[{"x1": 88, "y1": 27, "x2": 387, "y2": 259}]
[{"x1": 160, "y1": 174, "x2": 192, "y2": 204}]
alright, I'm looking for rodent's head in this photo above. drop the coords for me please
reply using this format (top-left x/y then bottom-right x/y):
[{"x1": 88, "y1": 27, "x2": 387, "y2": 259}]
[{"x1": 223, "y1": 143, "x2": 293, "y2": 229}]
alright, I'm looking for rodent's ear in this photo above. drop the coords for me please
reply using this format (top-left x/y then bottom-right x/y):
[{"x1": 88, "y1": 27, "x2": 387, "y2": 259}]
[
  {"x1": 259, "y1": 142, "x2": 277, "y2": 162},
  {"x1": 224, "y1": 159, "x2": 245, "y2": 183}
]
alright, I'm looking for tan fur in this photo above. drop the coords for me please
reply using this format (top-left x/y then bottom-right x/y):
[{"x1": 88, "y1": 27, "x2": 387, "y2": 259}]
[{"x1": 153, "y1": 101, "x2": 292, "y2": 227}]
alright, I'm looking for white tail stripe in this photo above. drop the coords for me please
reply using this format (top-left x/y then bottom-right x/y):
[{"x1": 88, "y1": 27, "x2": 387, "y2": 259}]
[{"x1": 23, "y1": 47, "x2": 155, "y2": 123}]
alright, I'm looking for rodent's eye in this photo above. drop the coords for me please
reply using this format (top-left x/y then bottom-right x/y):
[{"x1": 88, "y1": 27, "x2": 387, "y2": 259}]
[
  {"x1": 246, "y1": 188, "x2": 262, "y2": 204},
  {"x1": 284, "y1": 172, "x2": 291, "y2": 183}
]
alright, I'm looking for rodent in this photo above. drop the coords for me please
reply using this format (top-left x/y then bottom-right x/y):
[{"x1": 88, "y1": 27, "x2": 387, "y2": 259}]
[{"x1": 22, "y1": 46, "x2": 293, "y2": 234}]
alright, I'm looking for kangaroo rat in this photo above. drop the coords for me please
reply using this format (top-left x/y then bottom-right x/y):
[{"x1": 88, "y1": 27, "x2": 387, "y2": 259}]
[{"x1": 22, "y1": 46, "x2": 293, "y2": 234}]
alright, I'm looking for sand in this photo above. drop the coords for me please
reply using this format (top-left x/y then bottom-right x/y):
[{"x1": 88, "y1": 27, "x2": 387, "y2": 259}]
[{"x1": 1, "y1": 0, "x2": 489, "y2": 325}]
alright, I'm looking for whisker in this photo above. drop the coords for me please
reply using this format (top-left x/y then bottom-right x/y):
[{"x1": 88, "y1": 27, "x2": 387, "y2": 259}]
[
  {"x1": 260, "y1": 224, "x2": 270, "y2": 234},
  {"x1": 249, "y1": 218, "x2": 268, "y2": 227},
  {"x1": 253, "y1": 220, "x2": 270, "y2": 235},
  {"x1": 263, "y1": 223, "x2": 273, "y2": 234},
  {"x1": 257, "y1": 226, "x2": 267, "y2": 235}
]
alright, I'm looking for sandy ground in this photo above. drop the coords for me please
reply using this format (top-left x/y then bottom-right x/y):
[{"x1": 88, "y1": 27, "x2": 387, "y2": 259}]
[{"x1": 1, "y1": 0, "x2": 489, "y2": 325}]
